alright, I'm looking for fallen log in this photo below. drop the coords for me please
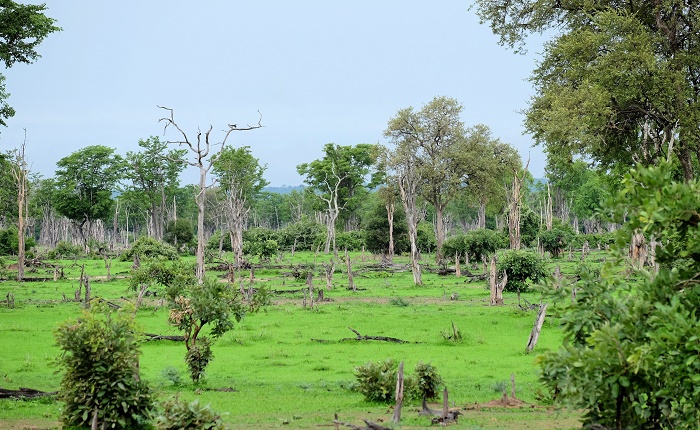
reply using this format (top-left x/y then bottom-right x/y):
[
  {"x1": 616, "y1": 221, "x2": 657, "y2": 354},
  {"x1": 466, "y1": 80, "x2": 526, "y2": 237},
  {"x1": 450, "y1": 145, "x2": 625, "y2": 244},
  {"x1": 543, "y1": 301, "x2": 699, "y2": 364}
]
[
  {"x1": 313, "y1": 327, "x2": 418, "y2": 344},
  {"x1": 143, "y1": 333, "x2": 185, "y2": 342},
  {"x1": 0, "y1": 387, "x2": 57, "y2": 399},
  {"x1": 333, "y1": 414, "x2": 391, "y2": 430}
]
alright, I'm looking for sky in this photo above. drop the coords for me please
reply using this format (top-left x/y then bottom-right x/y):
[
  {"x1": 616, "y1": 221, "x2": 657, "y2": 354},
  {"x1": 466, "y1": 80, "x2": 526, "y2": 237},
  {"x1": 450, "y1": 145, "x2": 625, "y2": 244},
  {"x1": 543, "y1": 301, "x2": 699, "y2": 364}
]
[{"x1": 1, "y1": 1, "x2": 546, "y2": 186}]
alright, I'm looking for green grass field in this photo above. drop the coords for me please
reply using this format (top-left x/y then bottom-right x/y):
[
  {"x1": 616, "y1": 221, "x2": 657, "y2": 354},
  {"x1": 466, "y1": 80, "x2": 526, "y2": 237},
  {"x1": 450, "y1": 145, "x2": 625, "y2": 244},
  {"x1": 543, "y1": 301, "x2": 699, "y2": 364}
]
[{"x1": 0, "y1": 251, "x2": 588, "y2": 429}]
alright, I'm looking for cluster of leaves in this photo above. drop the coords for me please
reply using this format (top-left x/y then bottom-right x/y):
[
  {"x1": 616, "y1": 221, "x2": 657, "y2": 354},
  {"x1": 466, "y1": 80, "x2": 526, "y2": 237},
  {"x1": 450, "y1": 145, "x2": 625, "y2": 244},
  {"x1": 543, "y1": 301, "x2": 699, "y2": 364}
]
[
  {"x1": 166, "y1": 276, "x2": 246, "y2": 383},
  {"x1": 443, "y1": 228, "x2": 506, "y2": 263},
  {"x1": 335, "y1": 231, "x2": 365, "y2": 252},
  {"x1": 353, "y1": 359, "x2": 443, "y2": 403},
  {"x1": 538, "y1": 223, "x2": 574, "y2": 258},
  {"x1": 121, "y1": 236, "x2": 179, "y2": 261},
  {"x1": 54, "y1": 303, "x2": 152, "y2": 429},
  {"x1": 497, "y1": 249, "x2": 547, "y2": 292},
  {"x1": 163, "y1": 218, "x2": 195, "y2": 250},
  {"x1": 155, "y1": 396, "x2": 226, "y2": 430},
  {"x1": 0, "y1": 226, "x2": 35, "y2": 256},
  {"x1": 538, "y1": 163, "x2": 700, "y2": 429},
  {"x1": 129, "y1": 259, "x2": 196, "y2": 292}
]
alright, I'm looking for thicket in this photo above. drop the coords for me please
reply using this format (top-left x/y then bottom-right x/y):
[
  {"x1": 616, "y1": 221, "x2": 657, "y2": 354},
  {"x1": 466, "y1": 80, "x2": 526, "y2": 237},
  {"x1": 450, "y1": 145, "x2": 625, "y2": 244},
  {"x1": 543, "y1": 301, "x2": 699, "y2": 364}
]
[
  {"x1": 121, "y1": 236, "x2": 179, "y2": 261},
  {"x1": 539, "y1": 163, "x2": 700, "y2": 429},
  {"x1": 54, "y1": 304, "x2": 153, "y2": 429},
  {"x1": 353, "y1": 359, "x2": 443, "y2": 403},
  {"x1": 497, "y1": 249, "x2": 547, "y2": 292}
]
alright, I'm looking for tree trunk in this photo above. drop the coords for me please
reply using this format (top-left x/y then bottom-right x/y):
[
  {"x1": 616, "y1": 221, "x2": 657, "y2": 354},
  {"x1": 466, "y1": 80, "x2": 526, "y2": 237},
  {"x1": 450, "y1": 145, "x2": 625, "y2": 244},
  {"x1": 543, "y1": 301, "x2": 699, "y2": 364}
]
[
  {"x1": 386, "y1": 202, "x2": 395, "y2": 262},
  {"x1": 392, "y1": 362, "x2": 404, "y2": 424},
  {"x1": 526, "y1": 303, "x2": 548, "y2": 353},
  {"x1": 478, "y1": 201, "x2": 486, "y2": 229},
  {"x1": 345, "y1": 249, "x2": 355, "y2": 292}
]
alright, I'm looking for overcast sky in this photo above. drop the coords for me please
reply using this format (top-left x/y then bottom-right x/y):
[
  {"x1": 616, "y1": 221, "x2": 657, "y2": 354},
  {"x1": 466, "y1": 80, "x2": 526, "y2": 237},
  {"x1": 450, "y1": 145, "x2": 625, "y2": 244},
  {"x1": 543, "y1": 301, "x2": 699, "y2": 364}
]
[{"x1": 1, "y1": 1, "x2": 545, "y2": 186}]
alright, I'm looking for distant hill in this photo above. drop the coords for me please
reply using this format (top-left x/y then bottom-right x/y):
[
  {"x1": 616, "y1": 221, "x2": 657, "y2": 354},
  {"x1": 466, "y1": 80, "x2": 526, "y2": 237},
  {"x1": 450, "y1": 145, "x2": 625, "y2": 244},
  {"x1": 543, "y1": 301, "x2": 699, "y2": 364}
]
[{"x1": 263, "y1": 185, "x2": 304, "y2": 194}]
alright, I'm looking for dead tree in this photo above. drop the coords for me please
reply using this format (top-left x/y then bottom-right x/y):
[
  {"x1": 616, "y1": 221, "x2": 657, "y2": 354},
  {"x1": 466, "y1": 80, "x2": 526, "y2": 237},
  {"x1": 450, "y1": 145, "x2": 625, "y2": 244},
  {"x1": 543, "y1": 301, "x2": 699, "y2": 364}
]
[
  {"x1": 507, "y1": 159, "x2": 529, "y2": 250},
  {"x1": 158, "y1": 106, "x2": 261, "y2": 282},
  {"x1": 344, "y1": 249, "x2": 355, "y2": 292},
  {"x1": 489, "y1": 256, "x2": 507, "y2": 305},
  {"x1": 11, "y1": 133, "x2": 29, "y2": 281},
  {"x1": 392, "y1": 361, "x2": 404, "y2": 424},
  {"x1": 526, "y1": 303, "x2": 548, "y2": 353}
]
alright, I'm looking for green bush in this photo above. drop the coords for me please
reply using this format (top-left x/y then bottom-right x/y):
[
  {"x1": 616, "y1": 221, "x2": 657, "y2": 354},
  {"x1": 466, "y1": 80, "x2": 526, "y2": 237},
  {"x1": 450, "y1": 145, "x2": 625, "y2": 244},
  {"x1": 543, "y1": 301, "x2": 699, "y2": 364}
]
[
  {"x1": 54, "y1": 303, "x2": 153, "y2": 429},
  {"x1": 336, "y1": 230, "x2": 365, "y2": 252},
  {"x1": 155, "y1": 396, "x2": 225, "y2": 430},
  {"x1": 0, "y1": 227, "x2": 36, "y2": 256},
  {"x1": 121, "y1": 236, "x2": 179, "y2": 261},
  {"x1": 416, "y1": 221, "x2": 436, "y2": 254},
  {"x1": 164, "y1": 218, "x2": 195, "y2": 250},
  {"x1": 353, "y1": 359, "x2": 398, "y2": 402},
  {"x1": 278, "y1": 218, "x2": 324, "y2": 251},
  {"x1": 47, "y1": 240, "x2": 83, "y2": 259},
  {"x1": 497, "y1": 249, "x2": 547, "y2": 292},
  {"x1": 538, "y1": 224, "x2": 574, "y2": 258},
  {"x1": 409, "y1": 362, "x2": 443, "y2": 401},
  {"x1": 130, "y1": 259, "x2": 196, "y2": 292},
  {"x1": 539, "y1": 163, "x2": 700, "y2": 428}
]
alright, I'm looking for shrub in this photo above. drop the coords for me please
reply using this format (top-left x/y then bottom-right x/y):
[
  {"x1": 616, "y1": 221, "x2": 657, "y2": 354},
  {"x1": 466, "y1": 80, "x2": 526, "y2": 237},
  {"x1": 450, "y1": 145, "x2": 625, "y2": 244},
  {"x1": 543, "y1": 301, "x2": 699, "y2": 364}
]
[
  {"x1": 410, "y1": 362, "x2": 443, "y2": 401},
  {"x1": 54, "y1": 303, "x2": 153, "y2": 429},
  {"x1": 130, "y1": 259, "x2": 196, "y2": 292},
  {"x1": 539, "y1": 163, "x2": 700, "y2": 428},
  {"x1": 47, "y1": 240, "x2": 83, "y2": 259},
  {"x1": 155, "y1": 396, "x2": 225, "y2": 430},
  {"x1": 0, "y1": 227, "x2": 36, "y2": 256},
  {"x1": 121, "y1": 236, "x2": 179, "y2": 261},
  {"x1": 336, "y1": 230, "x2": 365, "y2": 252},
  {"x1": 353, "y1": 359, "x2": 398, "y2": 402},
  {"x1": 278, "y1": 218, "x2": 324, "y2": 251},
  {"x1": 538, "y1": 224, "x2": 574, "y2": 258},
  {"x1": 164, "y1": 218, "x2": 195, "y2": 249},
  {"x1": 416, "y1": 221, "x2": 436, "y2": 253},
  {"x1": 497, "y1": 249, "x2": 547, "y2": 292}
]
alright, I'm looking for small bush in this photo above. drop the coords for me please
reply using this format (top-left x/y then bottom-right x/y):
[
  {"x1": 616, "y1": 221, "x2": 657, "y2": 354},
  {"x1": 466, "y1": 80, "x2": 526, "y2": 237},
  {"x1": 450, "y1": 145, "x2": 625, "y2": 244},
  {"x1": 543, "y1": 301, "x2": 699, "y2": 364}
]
[
  {"x1": 538, "y1": 224, "x2": 574, "y2": 258},
  {"x1": 155, "y1": 396, "x2": 225, "y2": 430},
  {"x1": 160, "y1": 366, "x2": 183, "y2": 387},
  {"x1": 497, "y1": 249, "x2": 547, "y2": 292},
  {"x1": 353, "y1": 359, "x2": 398, "y2": 402},
  {"x1": 185, "y1": 337, "x2": 213, "y2": 383},
  {"x1": 54, "y1": 303, "x2": 153, "y2": 429},
  {"x1": 47, "y1": 240, "x2": 83, "y2": 259},
  {"x1": 120, "y1": 236, "x2": 179, "y2": 261},
  {"x1": 410, "y1": 362, "x2": 443, "y2": 401}
]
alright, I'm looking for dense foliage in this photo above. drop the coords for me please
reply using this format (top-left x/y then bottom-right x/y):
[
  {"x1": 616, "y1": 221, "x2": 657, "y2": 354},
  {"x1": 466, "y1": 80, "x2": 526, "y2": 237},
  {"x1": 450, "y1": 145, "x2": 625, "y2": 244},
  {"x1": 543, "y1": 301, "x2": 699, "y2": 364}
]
[
  {"x1": 54, "y1": 304, "x2": 152, "y2": 429},
  {"x1": 539, "y1": 163, "x2": 700, "y2": 429},
  {"x1": 497, "y1": 249, "x2": 547, "y2": 292},
  {"x1": 121, "y1": 236, "x2": 179, "y2": 261},
  {"x1": 155, "y1": 396, "x2": 225, "y2": 430}
]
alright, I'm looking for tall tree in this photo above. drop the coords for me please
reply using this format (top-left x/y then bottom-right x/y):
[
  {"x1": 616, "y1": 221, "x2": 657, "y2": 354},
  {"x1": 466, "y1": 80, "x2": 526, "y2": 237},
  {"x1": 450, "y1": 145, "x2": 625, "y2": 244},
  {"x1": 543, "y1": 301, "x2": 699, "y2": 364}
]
[
  {"x1": 0, "y1": 1, "x2": 60, "y2": 126},
  {"x1": 212, "y1": 146, "x2": 268, "y2": 264},
  {"x1": 297, "y1": 143, "x2": 379, "y2": 256},
  {"x1": 10, "y1": 133, "x2": 28, "y2": 280},
  {"x1": 476, "y1": 0, "x2": 700, "y2": 181},
  {"x1": 158, "y1": 106, "x2": 261, "y2": 282},
  {"x1": 384, "y1": 96, "x2": 491, "y2": 260},
  {"x1": 53, "y1": 145, "x2": 125, "y2": 251},
  {"x1": 125, "y1": 136, "x2": 186, "y2": 241}
]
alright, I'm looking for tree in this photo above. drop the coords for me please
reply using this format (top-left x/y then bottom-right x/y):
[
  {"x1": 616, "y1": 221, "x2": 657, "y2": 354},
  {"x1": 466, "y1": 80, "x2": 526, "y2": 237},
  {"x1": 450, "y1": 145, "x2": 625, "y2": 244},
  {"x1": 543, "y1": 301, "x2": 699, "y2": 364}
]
[
  {"x1": 384, "y1": 97, "x2": 505, "y2": 260},
  {"x1": 53, "y1": 145, "x2": 125, "y2": 251},
  {"x1": 158, "y1": 106, "x2": 261, "y2": 282},
  {"x1": 125, "y1": 136, "x2": 186, "y2": 241},
  {"x1": 9, "y1": 135, "x2": 28, "y2": 280},
  {"x1": 297, "y1": 143, "x2": 379, "y2": 256},
  {"x1": 54, "y1": 303, "x2": 153, "y2": 429},
  {"x1": 539, "y1": 163, "x2": 700, "y2": 428},
  {"x1": 0, "y1": 1, "x2": 60, "y2": 126},
  {"x1": 212, "y1": 146, "x2": 268, "y2": 265},
  {"x1": 166, "y1": 276, "x2": 245, "y2": 383},
  {"x1": 476, "y1": 0, "x2": 700, "y2": 181}
]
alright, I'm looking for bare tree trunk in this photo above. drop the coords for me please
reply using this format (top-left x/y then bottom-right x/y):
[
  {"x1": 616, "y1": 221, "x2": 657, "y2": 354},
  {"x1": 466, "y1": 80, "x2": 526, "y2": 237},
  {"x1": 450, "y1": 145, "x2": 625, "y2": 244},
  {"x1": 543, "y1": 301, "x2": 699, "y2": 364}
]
[
  {"x1": 392, "y1": 362, "x2": 404, "y2": 424},
  {"x1": 507, "y1": 160, "x2": 529, "y2": 250},
  {"x1": 454, "y1": 251, "x2": 461, "y2": 277},
  {"x1": 386, "y1": 202, "x2": 395, "y2": 262},
  {"x1": 526, "y1": 303, "x2": 548, "y2": 353},
  {"x1": 12, "y1": 138, "x2": 28, "y2": 281},
  {"x1": 478, "y1": 201, "x2": 487, "y2": 229},
  {"x1": 344, "y1": 249, "x2": 355, "y2": 292}
]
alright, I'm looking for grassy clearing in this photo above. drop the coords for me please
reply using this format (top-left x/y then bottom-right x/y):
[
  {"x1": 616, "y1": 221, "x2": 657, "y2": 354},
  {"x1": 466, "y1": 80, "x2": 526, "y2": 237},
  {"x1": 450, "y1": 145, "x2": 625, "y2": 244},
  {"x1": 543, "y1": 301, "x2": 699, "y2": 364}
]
[{"x1": 0, "y1": 251, "x2": 589, "y2": 429}]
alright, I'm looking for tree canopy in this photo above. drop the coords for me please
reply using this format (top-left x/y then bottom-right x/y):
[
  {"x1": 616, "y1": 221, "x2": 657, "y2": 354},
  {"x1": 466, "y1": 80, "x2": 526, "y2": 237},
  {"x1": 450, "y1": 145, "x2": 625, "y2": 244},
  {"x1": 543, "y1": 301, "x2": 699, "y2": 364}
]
[{"x1": 0, "y1": 1, "x2": 61, "y2": 126}]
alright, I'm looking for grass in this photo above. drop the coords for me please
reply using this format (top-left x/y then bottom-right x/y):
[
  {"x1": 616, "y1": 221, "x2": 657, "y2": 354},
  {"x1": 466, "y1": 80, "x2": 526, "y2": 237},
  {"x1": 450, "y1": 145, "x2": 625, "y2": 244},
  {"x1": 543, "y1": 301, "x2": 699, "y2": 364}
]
[{"x1": 0, "y1": 250, "x2": 591, "y2": 429}]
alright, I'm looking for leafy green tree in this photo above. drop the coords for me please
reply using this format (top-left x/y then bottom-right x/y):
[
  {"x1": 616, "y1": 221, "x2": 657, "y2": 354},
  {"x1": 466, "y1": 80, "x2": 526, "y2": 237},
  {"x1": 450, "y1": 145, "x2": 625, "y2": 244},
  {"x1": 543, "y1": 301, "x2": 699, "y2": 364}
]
[
  {"x1": 297, "y1": 143, "x2": 379, "y2": 256},
  {"x1": 385, "y1": 97, "x2": 482, "y2": 260},
  {"x1": 164, "y1": 218, "x2": 194, "y2": 250},
  {"x1": 538, "y1": 223, "x2": 574, "y2": 258},
  {"x1": 53, "y1": 145, "x2": 125, "y2": 251},
  {"x1": 54, "y1": 303, "x2": 153, "y2": 429},
  {"x1": 165, "y1": 276, "x2": 245, "y2": 383},
  {"x1": 497, "y1": 249, "x2": 547, "y2": 292},
  {"x1": 539, "y1": 163, "x2": 700, "y2": 428},
  {"x1": 476, "y1": 0, "x2": 700, "y2": 181},
  {"x1": 363, "y1": 194, "x2": 409, "y2": 256},
  {"x1": 125, "y1": 136, "x2": 186, "y2": 240},
  {"x1": 212, "y1": 146, "x2": 268, "y2": 264},
  {"x1": 0, "y1": 1, "x2": 60, "y2": 126}
]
